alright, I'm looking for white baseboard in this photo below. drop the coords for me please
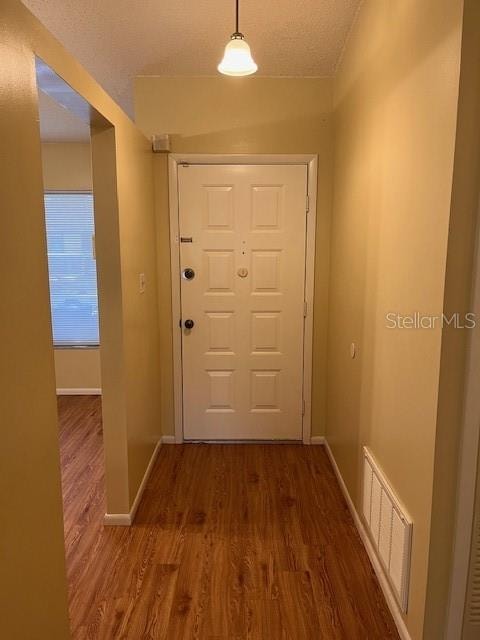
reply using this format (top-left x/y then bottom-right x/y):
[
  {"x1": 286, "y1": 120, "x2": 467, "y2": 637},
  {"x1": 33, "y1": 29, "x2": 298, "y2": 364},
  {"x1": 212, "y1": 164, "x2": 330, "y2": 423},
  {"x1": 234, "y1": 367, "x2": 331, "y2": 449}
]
[
  {"x1": 323, "y1": 439, "x2": 412, "y2": 640},
  {"x1": 56, "y1": 388, "x2": 102, "y2": 395},
  {"x1": 161, "y1": 435, "x2": 176, "y2": 444},
  {"x1": 310, "y1": 436, "x2": 326, "y2": 445},
  {"x1": 103, "y1": 512, "x2": 131, "y2": 526},
  {"x1": 104, "y1": 439, "x2": 161, "y2": 527}
]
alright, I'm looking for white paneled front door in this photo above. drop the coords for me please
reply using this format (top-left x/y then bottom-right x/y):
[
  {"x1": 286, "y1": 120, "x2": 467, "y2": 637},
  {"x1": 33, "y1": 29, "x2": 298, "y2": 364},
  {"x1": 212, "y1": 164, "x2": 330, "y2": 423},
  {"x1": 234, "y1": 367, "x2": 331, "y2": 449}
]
[{"x1": 178, "y1": 164, "x2": 308, "y2": 440}]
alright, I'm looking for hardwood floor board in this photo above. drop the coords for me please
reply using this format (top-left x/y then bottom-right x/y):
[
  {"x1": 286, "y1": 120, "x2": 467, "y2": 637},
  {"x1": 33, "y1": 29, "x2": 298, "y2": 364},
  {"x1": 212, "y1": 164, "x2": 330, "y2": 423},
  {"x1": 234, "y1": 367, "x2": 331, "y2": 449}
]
[
  {"x1": 57, "y1": 396, "x2": 399, "y2": 639},
  {"x1": 136, "y1": 564, "x2": 179, "y2": 640},
  {"x1": 165, "y1": 532, "x2": 214, "y2": 640},
  {"x1": 243, "y1": 598, "x2": 288, "y2": 640},
  {"x1": 72, "y1": 529, "x2": 130, "y2": 609},
  {"x1": 107, "y1": 563, "x2": 178, "y2": 640},
  {"x1": 276, "y1": 570, "x2": 322, "y2": 639},
  {"x1": 149, "y1": 527, "x2": 186, "y2": 566},
  {"x1": 305, "y1": 548, "x2": 346, "y2": 637},
  {"x1": 327, "y1": 538, "x2": 398, "y2": 639}
]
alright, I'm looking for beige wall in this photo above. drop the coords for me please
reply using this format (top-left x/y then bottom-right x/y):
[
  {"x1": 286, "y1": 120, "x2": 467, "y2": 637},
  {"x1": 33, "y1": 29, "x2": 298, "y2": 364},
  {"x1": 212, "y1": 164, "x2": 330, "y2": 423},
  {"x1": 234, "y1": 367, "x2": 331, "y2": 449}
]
[
  {"x1": 328, "y1": 1, "x2": 466, "y2": 638},
  {"x1": 41, "y1": 142, "x2": 92, "y2": 190},
  {"x1": 54, "y1": 349, "x2": 101, "y2": 390},
  {"x1": 41, "y1": 142, "x2": 101, "y2": 391},
  {"x1": 112, "y1": 122, "x2": 162, "y2": 501},
  {"x1": 135, "y1": 76, "x2": 333, "y2": 436},
  {"x1": 0, "y1": 2, "x2": 162, "y2": 637}
]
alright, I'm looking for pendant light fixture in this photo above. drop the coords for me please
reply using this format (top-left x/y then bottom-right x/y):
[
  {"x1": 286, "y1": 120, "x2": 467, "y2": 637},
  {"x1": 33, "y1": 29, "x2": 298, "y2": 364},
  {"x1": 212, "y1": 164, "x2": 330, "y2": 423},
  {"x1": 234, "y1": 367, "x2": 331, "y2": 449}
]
[{"x1": 218, "y1": 0, "x2": 258, "y2": 76}]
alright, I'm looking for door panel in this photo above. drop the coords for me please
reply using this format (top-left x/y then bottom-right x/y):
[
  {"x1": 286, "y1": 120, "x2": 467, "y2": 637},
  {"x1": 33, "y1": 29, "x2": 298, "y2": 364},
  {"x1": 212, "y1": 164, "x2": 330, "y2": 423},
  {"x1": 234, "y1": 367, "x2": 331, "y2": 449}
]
[{"x1": 178, "y1": 164, "x2": 307, "y2": 440}]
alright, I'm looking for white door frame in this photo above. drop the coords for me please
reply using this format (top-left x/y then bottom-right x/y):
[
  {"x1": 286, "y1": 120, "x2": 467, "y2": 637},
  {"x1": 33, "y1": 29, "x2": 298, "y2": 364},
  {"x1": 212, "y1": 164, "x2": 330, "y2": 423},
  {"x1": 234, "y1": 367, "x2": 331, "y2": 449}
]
[
  {"x1": 168, "y1": 154, "x2": 318, "y2": 444},
  {"x1": 445, "y1": 198, "x2": 480, "y2": 639}
]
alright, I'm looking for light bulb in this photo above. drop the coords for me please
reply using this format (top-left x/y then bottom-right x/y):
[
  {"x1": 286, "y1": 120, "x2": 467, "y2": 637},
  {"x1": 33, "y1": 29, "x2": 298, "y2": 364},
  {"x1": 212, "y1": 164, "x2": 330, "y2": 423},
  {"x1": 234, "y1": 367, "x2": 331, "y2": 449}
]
[{"x1": 218, "y1": 35, "x2": 258, "y2": 76}]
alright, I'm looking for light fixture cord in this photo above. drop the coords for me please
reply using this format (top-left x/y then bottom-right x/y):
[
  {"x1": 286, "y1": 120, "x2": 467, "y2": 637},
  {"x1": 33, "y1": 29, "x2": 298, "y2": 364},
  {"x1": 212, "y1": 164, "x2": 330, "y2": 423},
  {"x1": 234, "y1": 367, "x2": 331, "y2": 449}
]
[{"x1": 236, "y1": 0, "x2": 239, "y2": 33}]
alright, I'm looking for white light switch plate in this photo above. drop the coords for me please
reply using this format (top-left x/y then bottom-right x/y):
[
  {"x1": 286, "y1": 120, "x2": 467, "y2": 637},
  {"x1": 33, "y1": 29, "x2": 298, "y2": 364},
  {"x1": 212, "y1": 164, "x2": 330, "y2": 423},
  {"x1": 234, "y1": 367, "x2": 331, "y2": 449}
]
[{"x1": 139, "y1": 273, "x2": 146, "y2": 294}]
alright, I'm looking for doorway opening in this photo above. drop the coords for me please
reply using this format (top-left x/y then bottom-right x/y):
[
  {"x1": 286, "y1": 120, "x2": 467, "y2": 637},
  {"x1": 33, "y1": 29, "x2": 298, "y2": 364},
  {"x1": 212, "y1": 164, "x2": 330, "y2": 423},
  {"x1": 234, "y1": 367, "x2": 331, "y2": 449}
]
[{"x1": 35, "y1": 57, "x2": 108, "y2": 626}]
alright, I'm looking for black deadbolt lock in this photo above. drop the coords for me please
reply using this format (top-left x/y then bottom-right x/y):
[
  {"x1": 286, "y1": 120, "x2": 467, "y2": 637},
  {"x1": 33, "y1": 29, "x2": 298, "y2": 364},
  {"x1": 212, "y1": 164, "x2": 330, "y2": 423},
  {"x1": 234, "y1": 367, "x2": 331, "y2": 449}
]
[
  {"x1": 183, "y1": 267, "x2": 195, "y2": 280},
  {"x1": 184, "y1": 319, "x2": 195, "y2": 330}
]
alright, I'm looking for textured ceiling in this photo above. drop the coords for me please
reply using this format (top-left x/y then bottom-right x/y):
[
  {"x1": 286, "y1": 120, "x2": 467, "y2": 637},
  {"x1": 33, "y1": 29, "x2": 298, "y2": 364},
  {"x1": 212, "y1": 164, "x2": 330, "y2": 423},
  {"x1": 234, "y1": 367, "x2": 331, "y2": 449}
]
[
  {"x1": 38, "y1": 91, "x2": 90, "y2": 142},
  {"x1": 23, "y1": 0, "x2": 361, "y2": 118}
]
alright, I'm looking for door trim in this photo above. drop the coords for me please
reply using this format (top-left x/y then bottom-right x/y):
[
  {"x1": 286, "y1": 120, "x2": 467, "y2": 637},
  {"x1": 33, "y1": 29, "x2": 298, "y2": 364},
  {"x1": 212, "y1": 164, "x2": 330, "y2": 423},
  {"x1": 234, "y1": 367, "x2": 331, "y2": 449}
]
[
  {"x1": 168, "y1": 154, "x2": 318, "y2": 444},
  {"x1": 445, "y1": 197, "x2": 480, "y2": 639}
]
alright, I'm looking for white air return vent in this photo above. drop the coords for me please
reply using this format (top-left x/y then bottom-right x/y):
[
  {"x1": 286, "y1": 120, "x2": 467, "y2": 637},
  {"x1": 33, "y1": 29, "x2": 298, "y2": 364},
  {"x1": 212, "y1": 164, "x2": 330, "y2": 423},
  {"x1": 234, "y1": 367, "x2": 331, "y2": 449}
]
[{"x1": 362, "y1": 447, "x2": 412, "y2": 612}]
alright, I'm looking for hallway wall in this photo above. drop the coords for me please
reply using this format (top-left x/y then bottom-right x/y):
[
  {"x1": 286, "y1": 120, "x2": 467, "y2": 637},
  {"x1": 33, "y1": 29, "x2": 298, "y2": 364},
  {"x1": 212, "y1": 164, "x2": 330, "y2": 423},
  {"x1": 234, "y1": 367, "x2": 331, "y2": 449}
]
[
  {"x1": 327, "y1": 0, "x2": 464, "y2": 638},
  {"x1": 41, "y1": 141, "x2": 91, "y2": 190},
  {"x1": 0, "y1": 2, "x2": 162, "y2": 637},
  {"x1": 135, "y1": 76, "x2": 333, "y2": 437}
]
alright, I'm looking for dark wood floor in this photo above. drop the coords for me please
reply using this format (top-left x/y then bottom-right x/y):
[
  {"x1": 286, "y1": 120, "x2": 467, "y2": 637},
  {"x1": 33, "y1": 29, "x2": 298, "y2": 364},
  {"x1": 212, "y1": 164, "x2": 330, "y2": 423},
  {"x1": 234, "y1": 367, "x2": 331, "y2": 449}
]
[{"x1": 57, "y1": 395, "x2": 399, "y2": 639}]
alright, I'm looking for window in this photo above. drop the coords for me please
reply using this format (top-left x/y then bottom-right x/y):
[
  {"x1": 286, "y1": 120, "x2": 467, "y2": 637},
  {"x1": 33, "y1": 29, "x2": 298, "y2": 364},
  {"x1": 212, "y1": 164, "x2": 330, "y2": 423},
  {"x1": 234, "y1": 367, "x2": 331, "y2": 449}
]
[{"x1": 44, "y1": 192, "x2": 99, "y2": 346}]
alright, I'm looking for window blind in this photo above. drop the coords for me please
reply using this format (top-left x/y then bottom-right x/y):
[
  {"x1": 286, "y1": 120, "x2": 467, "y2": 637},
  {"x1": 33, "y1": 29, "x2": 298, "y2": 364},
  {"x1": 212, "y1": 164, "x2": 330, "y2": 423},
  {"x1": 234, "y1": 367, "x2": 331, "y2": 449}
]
[{"x1": 44, "y1": 192, "x2": 99, "y2": 346}]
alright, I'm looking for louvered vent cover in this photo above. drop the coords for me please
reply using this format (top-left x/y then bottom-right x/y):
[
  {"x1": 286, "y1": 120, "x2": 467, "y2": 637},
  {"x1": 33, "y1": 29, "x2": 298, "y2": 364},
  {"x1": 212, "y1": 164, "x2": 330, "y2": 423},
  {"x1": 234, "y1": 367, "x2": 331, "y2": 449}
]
[{"x1": 362, "y1": 447, "x2": 412, "y2": 612}]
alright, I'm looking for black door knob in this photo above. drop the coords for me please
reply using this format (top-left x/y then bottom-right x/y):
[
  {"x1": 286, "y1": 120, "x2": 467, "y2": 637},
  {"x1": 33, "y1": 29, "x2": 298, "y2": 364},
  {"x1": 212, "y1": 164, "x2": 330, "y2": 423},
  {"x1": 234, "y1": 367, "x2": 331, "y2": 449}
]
[
  {"x1": 184, "y1": 319, "x2": 195, "y2": 330},
  {"x1": 183, "y1": 268, "x2": 195, "y2": 280}
]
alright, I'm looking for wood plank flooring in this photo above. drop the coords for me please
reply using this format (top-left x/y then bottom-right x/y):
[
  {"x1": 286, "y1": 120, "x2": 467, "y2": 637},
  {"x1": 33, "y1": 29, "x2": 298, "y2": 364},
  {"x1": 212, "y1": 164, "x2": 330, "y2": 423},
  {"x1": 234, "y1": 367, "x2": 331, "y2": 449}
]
[{"x1": 57, "y1": 395, "x2": 399, "y2": 639}]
